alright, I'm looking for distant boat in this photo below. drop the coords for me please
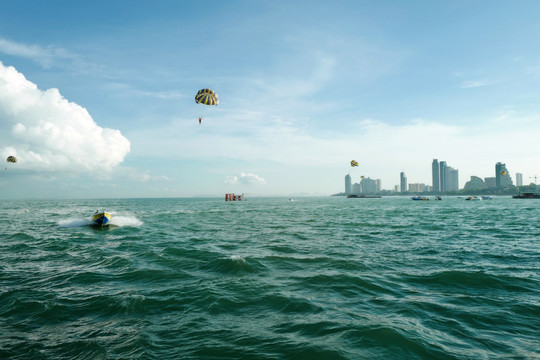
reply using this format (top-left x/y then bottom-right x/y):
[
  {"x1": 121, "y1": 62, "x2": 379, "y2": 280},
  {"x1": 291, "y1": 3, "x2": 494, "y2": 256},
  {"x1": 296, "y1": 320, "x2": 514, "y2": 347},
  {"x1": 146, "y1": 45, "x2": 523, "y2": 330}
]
[
  {"x1": 91, "y1": 211, "x2": 111, "y2": 226},
  {"x1": 465, "y1": 196, "x2": 481, "y2": 201},
  {"x1": 347, "y1": 194, "x2": 381, "y2": 198},
  {"x1": 435, "y1": 196, "x2": 442, "y2": 200},
  {"x1": 481, "y1": 196, "x2": 492, "y2": 200},
  {"x1": 411, "y1": 196, "x2": 429, "y2": 201},
  {"x1": 513, "y1": 192, "x2": 540, "y2": 199},
  {"x1": 225, "y1": 193, "x2": 245, "y2": 201}
]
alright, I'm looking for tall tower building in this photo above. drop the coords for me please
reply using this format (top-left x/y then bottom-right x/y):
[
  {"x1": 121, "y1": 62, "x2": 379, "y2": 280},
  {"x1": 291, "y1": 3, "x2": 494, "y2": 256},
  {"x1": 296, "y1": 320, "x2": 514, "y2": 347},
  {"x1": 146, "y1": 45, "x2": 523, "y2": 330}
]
[
  {"x1": 495, "y1": 162, "x2": 513, "y2": 188},
  {"x1": 516, "y1": 173, "x2": 523, "y2": 187},
  {"x1": 345, "y1": 174, "x2": 352, "y2": 194},
  {"x1": 447, "y1": 167, "x2": 459, "y2": 191},
  {"x1": 439, "y1": 161, "x2": 447, "y2": 192},
  {"x1": 434, "y1": 160, "x2": 460, "y2": 192},
  {"x1": 400, "y1": 172, "x2": 407, "y2": 193},
  {"x1": 432, "y1": 159, "x2": 440, "y2": 193}
]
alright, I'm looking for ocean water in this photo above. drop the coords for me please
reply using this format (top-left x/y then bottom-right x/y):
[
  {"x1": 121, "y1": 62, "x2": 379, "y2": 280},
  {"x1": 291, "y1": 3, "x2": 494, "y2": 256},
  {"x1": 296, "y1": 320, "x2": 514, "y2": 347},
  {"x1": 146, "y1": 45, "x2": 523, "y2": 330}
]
[{"x1": 0, "y1": 196, "x2": 539, "y2": 359}]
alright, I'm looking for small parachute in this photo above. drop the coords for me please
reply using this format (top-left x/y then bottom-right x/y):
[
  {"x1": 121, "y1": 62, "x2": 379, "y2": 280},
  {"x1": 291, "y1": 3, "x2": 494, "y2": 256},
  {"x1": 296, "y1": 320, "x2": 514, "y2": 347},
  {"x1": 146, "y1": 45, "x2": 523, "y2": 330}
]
[
  {"x1": 195, "y1": 88, "x2": 219, "y2": 106},
  {"x1": 501, "y1": 171, "x2": 507, "y2": 175},
  {"x1": 350, "y1": 160, "x2": 359, "y2": 167},
  {"x1": 6, "y1": 156, "x2": 17, "y2": 163}
]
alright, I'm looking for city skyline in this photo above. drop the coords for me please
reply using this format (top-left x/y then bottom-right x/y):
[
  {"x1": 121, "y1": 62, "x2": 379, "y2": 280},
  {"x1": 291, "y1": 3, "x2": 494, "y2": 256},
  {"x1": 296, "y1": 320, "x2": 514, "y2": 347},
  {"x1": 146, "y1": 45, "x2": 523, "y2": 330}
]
[{"x1": 346, "y1": 159, "x2": 532, "y2": 193}]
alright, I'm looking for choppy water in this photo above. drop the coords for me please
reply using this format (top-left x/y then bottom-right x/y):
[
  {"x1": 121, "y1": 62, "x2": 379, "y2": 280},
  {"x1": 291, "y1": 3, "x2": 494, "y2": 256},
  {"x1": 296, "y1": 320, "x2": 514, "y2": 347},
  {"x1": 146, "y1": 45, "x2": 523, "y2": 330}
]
[{"x1": 1, "y1": 196, "x2": 539, "y2": 359}]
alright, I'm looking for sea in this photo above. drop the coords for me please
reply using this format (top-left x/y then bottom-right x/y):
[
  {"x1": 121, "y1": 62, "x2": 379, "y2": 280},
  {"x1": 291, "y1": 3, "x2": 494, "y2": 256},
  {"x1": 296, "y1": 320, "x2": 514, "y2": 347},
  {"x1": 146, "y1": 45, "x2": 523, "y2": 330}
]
[{"x1": 0, "y1": 196, "x2": 539, "y2": 360}]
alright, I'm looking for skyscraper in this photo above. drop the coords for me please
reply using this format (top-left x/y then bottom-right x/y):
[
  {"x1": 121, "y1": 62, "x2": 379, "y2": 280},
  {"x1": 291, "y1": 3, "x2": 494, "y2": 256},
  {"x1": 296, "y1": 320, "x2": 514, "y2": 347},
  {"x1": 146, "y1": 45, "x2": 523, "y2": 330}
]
[
  {"x1": 434, "y1": 160, "x2": 459, "y2": 192},
  {"x1": 439, "y1": 161, "x2": 447, "y2": 192},
  {"x1": 516, "y1": 173, "x2": 523, "y2": 187},
  {"x1": 432, "y1": 159, "x2": 440, "y2": 193},
  {"x1": 361, "y1": 177, "x2": 377, "y2": 194},
  {"x1": 345, "y1": 174, "x2": 352, "y2": 194},
  {"x1": 495, "y1": 162, "x2": 513, "y2": 188},
  {"x1": 447, "y1": 167, "x2": 459, "y2": 191},
  {"x1": 400, "y1": 172, "x2": 407, "y2": 193}
]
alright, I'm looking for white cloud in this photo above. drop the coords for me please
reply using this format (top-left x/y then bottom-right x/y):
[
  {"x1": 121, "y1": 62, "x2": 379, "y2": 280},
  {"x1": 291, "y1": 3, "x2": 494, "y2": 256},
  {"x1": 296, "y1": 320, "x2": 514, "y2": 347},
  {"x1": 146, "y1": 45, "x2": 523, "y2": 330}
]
[
  {"x1": 0, "y1": 62, "x2": 130, "y2": 174},
  {"x1": 460, "y1": 80, "x2": 489, "y2": 88},
  {"x1": 0, "y1": 37, "x2": 79, "y2": 68},
  {"x1": 224, "y1": 175, "x2": 238, "y2": 185},
  {"x1": 225, "y1": 172, "x2": 265, "y2": 185}
]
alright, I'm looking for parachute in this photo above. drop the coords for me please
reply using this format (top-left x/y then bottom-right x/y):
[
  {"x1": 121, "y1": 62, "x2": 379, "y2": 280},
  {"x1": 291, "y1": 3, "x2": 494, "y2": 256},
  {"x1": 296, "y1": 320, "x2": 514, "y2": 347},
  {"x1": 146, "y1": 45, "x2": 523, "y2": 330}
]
[
  {"x1": 6, "y1": 156, "x2": 17, "y2": 163},
  {"x1": 195, "y1": 88, "x2": 219, "y2": 124},
  {"x1": 350, "y1": 160, "x2": 359, "y2": 167},
  {"x1": 195, "y1": 88, "x2": 219, "y2": 106}
]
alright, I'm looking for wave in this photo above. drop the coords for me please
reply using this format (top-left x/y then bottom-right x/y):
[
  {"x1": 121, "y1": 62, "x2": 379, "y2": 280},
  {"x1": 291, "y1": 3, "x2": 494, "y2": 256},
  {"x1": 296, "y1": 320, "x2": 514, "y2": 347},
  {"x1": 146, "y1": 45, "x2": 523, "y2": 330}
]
[
  {"x1": 110, "y1": 216, "x2": 143, "y2": 227},
  {"x1": 57, "y1": 215, "x2": 142, "y2": 228},
  {"x1": 57, "y1": 218, "x2": 92, "y2": 228}
]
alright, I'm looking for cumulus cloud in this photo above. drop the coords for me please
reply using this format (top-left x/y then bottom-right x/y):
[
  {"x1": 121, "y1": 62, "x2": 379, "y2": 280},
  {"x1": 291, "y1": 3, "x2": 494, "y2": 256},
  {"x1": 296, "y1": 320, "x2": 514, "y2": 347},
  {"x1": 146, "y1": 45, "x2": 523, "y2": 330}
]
[
  {"x1": 225, "y1": 172, "x2": 266, "y2": 185},
  {"x1": 0, "y1": 62, "x2": 130, "y2": 173}
]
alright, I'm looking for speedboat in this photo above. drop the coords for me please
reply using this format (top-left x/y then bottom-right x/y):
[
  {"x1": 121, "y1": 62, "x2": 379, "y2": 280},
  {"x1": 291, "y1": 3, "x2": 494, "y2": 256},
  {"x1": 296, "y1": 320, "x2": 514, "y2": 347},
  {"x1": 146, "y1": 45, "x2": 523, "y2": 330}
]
[
  {"x1": 465, "y1": 196, "x2": 481, "y2": 201},
  {"x1": 412, "y1": 196, "x2": 429, "y2": 201},
  {"x1": 91, "y1": 211, "x2": 111, "y2": 226}
]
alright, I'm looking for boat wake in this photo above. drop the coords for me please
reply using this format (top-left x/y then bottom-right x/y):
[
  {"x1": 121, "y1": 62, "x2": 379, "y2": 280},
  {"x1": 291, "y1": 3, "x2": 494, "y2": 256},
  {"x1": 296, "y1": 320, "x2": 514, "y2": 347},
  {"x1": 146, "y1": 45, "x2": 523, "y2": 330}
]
[
  {"x1": 58, "y1": 215, "x2": 142, "y2": 228},
  {"x1": 58, "y1": 218, "x2": 92, "y2": 228},
  {"x1": 110, "y1": 216, "x2": 143, "y2": 227}
]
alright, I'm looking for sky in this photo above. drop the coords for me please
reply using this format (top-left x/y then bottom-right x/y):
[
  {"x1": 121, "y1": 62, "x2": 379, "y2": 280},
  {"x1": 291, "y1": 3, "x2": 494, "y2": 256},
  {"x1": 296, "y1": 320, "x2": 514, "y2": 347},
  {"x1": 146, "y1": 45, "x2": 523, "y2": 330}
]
[{"x1": 1, "y1": 0, "x2": 540, "y2": 199}]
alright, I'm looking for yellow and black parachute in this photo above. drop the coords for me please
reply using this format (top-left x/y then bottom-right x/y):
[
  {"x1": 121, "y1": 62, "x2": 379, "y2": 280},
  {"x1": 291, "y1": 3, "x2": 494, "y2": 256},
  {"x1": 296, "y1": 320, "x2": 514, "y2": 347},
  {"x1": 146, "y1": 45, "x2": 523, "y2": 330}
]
[
  {"x1": 6, "y1": 156, "x2": 17, "y2": 163},
  {"x1": 195, "y1": 88, "x2": 219, "y2": 106},
  {"x1": 350, "y1": 160, "x2": 359, "y2": 167}
]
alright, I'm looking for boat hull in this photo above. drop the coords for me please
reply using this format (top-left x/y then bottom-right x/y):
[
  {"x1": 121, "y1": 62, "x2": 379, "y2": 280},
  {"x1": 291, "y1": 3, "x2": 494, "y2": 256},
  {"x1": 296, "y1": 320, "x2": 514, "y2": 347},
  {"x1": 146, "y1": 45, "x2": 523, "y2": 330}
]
[{"x1": 91, "y1": 212, "x2": 111, "y2": 226}]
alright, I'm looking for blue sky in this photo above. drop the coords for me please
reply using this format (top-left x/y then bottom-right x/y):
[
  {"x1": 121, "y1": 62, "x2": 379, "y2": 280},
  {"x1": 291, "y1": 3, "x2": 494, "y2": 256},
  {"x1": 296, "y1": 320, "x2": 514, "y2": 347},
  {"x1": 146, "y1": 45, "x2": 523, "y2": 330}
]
[{"x1": 1, "y1": 0, "x2": 540, "y2": 198}]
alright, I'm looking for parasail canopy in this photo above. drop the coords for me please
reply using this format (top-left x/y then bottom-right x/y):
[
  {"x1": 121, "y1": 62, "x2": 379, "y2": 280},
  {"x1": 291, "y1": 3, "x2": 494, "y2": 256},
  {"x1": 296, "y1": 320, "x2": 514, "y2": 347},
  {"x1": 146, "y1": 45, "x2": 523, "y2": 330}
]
[
  {"x1": 6, "y1": 156, "x2": 17, "y2": 163},
  {"x1": 195, "y1": 88, "x2": 219, "y2": 106},
  {"x1": 350, "y1": 160, "x2": 359, "y2": 167}
]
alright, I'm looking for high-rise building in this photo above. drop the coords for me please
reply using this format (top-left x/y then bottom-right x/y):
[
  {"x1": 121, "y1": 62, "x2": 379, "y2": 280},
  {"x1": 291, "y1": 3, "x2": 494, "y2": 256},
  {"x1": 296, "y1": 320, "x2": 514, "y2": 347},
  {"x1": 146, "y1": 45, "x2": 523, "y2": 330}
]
[
  {"x1": 432, "y1": 159, "x2": 440, "y2": 193},
  {"x1": 447, "y1": 167, "x2": 459, "y2": 191},
  {"x1": 485, "y1": 177, "x2": 496, "y2": 188},
  {"x1": 400, "y1": 172, "x2": 407, "y2": 193},
  {"x1": 516, "y1": 173, "x2": 523, "y2": 187},
  {"x1": 439, "y1": 161, "x2": 447, "y2": 192},
  {"x1": 345, "y1": 174, "x2": 352, "y2": 194},
  {"x1": 436, "y1": 160, "x2": 459, "y2": 192},
  {"x1": 495, "y1": 162, "x2": 513, "y2": 188},
  {"x1": 464, "y1": 176, "x2": 487, "y2": 190},
  {"x1": 361, "y1": 177, "x2": 378, "y2": 194},
  {"x1": 409, "y1": 183, "x2": 425, "y2": 192}
]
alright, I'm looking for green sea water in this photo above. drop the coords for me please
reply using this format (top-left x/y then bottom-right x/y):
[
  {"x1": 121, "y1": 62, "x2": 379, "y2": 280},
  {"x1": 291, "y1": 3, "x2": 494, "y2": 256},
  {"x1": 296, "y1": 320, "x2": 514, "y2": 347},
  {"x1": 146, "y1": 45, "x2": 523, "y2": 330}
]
[{"x1": 1, "y1": 196, "x2": 539, "y2": 359}]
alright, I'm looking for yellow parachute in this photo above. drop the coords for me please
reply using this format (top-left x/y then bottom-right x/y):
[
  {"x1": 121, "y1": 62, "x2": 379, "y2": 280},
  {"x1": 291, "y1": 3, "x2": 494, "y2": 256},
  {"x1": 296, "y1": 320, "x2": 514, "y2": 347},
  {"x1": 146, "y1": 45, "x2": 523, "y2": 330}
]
[
  {"x1": 350, "y1": 160, "x2": 359, "y2": 167},
  {"x1": 195, "y1": 88, "x2": 219, "y2": 106},
  {"x1": 6, "y1": 156, "x2": 17, "y2": 163}
]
